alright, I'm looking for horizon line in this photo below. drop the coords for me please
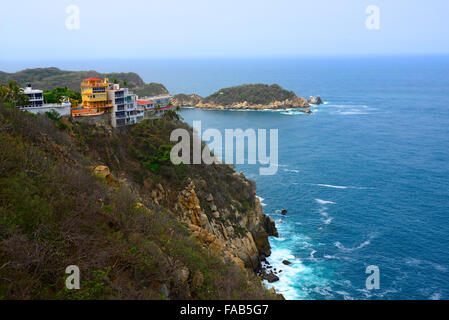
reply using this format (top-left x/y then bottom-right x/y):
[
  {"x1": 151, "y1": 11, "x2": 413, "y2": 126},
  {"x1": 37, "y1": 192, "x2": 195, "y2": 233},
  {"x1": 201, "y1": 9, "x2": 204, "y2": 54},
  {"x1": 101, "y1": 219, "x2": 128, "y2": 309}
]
[{"x1": 2, "y1": 53, "x2": 449, "y2": 63}]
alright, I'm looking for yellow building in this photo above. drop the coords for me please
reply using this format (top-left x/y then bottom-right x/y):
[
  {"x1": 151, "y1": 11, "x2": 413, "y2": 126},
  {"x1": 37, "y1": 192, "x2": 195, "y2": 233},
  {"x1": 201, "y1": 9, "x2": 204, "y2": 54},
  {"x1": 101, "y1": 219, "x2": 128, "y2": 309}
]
[{"x1": 75, "y1": 77, "x2": 111, "y2": 116}]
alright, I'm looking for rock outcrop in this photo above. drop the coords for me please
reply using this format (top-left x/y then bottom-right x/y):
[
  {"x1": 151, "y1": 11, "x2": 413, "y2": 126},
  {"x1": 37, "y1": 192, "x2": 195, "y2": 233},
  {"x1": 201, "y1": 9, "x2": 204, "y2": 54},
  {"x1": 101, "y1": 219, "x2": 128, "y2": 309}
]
[
  {"x1": 307, "y1": 95, "x2": 323, "y2": 105},
  {"x1": 175, "y1": 180, "x2": 277, "y2": 271},
  {"x1": 171, "y1": 94, "x2": 204, "y2": 107}
]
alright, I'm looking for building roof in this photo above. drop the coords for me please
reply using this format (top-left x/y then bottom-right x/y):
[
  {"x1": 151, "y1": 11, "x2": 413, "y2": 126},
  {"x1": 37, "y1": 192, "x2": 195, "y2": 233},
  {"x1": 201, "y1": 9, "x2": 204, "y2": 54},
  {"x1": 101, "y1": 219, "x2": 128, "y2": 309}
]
[
  {"x1": 84, "y1": 77, "x2": 102, "y2": 81},
  {"x1": 137, "y1": 100, "x2": 155, "y2": 105},
  {"x1": 22, "y1": 87, "x2": 43, "y2": 94}
]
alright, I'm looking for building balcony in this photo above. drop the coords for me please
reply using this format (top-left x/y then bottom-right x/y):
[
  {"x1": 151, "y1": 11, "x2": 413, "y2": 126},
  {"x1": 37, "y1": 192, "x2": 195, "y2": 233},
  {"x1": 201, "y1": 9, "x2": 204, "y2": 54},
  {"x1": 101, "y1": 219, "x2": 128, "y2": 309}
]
[{"x1": 83, "y1": 96, "x2": 107, "y2": 102}]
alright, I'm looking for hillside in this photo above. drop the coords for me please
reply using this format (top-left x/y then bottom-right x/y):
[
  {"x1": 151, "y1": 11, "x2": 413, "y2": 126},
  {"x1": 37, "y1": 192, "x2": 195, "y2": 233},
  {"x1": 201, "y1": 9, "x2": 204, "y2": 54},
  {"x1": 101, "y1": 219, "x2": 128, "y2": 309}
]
[
  {"x1": 132, "y1": 83, "x2": 169, "y2": 97},
  {"x1": 0, "y1": 67, "x2": 145, "y2": 91},
  {"x1": 0, "y1": 104, "x2": 279, "y2": 300},
  {"x1": 173, "y1": 84, "x2": 310, "y2": 110}
]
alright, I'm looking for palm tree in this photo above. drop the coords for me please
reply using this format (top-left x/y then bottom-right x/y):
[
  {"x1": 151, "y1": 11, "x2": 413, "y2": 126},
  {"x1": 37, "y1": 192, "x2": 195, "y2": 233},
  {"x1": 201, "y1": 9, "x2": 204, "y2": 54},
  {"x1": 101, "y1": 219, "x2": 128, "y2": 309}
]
[{"x1": 0, "y1": 81, "x2": 29, "y2": 106}]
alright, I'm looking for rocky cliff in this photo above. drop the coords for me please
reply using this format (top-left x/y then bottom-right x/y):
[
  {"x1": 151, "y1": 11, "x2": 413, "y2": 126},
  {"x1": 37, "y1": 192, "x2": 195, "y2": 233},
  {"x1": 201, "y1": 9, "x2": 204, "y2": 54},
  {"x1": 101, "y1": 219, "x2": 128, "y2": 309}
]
[
  {"x1": 175, "y1": 178, "x2": 277, "y2": 270},
  {"x1": 0, "y1": 105, "x2": 279, "y2": 299}
]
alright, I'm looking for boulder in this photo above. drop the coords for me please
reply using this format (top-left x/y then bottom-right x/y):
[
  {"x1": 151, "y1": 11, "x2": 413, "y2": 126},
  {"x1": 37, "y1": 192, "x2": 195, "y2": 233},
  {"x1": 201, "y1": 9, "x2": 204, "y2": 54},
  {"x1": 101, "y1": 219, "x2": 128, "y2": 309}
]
[
  {"x1": 199, "y1": 213, "x2": 209, "y2": 227},
  {"x1": 265, "y1": 272, "x2": 280, "y2": 283},
  {"x1": 282, "y1": 260, "x2": 291, "y2": 265},
  {"x1": 93, "y1": 165, "x2": 119, "y2": 186},
  {"x1": 176, "y1": 267, "x2": 190, "y2": 282},
  {"x1": 93, "y1": 165, "x2": 110, "y2": 178},
  {"x1": 308, "y1": 96, "x2": 323, "y2": 105},
  {"x1": 206, "y1": 194, "x2": 214, "y2": 202},
  {"x1": 301, "y1": 108, "x2": 313, "y2": 114}
]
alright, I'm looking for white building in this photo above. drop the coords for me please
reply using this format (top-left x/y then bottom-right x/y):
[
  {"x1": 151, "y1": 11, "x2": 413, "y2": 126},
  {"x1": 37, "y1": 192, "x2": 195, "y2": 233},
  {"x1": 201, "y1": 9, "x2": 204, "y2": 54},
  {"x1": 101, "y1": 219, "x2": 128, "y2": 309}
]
[
  {"x1": 22, "y1": 85, "x2": 44, "y2": 107},
  {"x1": 108, "y1": 84, "x2": 142, "y2": 127},
  {"x1": 137, "y1": 100, "x2": 159, "y2": 119},
  {"x1": 20, "y1": 85, "x2": 71, "y2": 116},
  {"x1": 138, "y1": 94, "x2": 175, "y2": 119}
]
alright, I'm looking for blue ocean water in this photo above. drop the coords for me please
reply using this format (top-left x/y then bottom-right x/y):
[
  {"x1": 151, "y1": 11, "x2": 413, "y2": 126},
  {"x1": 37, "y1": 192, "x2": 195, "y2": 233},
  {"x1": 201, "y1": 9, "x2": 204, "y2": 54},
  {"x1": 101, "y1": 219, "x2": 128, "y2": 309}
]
[
  {"x1": 176, "y1": 56, "x2": 449, "y2": 300},
  {"x1": 3, "y1": 56, "x2": 449, "y2": 299}
]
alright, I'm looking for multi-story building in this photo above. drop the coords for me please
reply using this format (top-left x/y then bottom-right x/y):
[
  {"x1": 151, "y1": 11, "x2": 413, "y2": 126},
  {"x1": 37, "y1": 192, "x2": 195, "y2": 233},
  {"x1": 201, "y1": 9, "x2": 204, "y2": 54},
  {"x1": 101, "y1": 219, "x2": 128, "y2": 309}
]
[
  {"x1": 72, "y1": 79, "x2": 175, "y2": 126},
  {"x1": 108, "y1": 84, "x2": 142, "y2": 127},
  {"x1": 22, "y1": 85, "x2": 44, "y2": 108},
  {"x1": 138, "y1": 94, "x2": 174, "y2": 119},
  {"x1": 75, "y1": 78, "x2": 112, "y2": 116},
  {"x1": 20, "y1": 85, "x2": 71, "y2": 116},
  {"x1": 137, "y1": 100, "x2": 157, "y2": 119}
]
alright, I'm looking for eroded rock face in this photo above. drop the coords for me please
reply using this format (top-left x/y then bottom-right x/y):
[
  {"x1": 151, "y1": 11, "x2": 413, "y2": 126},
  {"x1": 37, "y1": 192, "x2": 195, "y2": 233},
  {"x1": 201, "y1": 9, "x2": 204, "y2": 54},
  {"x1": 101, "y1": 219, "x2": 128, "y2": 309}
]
[
  {"x1": 171, "y1": 94, "x2": 204, "y2": 107},
  {"x1": 194, "y1": 96, "x2": 310, "y2": 110},
  {"x1": 174, "y1": 181, "x2": 277, "y2": 271},
  {"x1": 171, "y1": 93, "x2": 310, "y2": 110}
]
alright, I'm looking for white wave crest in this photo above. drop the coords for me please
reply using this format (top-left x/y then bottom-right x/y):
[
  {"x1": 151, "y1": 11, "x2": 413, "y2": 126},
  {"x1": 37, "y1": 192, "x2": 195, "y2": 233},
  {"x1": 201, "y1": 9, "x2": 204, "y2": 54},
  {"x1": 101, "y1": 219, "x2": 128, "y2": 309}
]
[
  {"x1": 283, "y1": 168, "x2": 300, "y2": 173},
  {"x1": 316, "y1": 184, "x2": 348, "y2": 189},
  {"x1": 315, "y1": 199, "x2": 336, "y2": 205},
  {"x1": 334, "y1": 234, "x2": 377, "y2": 252}
]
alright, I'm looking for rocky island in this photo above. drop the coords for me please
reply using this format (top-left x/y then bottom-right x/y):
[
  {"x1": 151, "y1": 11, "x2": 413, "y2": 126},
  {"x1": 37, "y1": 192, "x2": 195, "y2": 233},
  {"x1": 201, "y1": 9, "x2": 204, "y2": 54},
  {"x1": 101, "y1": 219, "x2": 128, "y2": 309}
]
[{"x1": 173, "y1": 84, "x2": 318, "y2": 113}]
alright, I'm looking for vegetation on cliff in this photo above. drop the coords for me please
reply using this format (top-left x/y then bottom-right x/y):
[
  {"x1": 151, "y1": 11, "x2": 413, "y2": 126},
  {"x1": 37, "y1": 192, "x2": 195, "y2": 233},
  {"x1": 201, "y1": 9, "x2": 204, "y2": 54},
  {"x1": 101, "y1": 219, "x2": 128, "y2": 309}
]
[
  {"x1": 0, "y1": 104, "x2": 277, "y2": 300},
  {"x1": 43, "y1": 87, "x2": 82, "y2": 103},
  {"x1": 203, "y1": 84, "x2": 296, "y2": 106},
  {"x1": 0, "y1": 68, "x2": 145, "y2": 92},
  {"x1": 132, "y1": 83, "x2": 169, "y2": 97},
  {"x1": 0, "y1": 81, "x2": 30, "y2": 107}
]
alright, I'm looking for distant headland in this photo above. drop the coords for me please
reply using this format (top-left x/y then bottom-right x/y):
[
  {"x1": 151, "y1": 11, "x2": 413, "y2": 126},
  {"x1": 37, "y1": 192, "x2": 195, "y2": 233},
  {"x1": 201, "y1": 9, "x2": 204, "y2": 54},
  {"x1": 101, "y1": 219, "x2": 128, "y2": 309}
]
[{"x1": 173, "y1": 84, "x2": 322, "y2": 113}]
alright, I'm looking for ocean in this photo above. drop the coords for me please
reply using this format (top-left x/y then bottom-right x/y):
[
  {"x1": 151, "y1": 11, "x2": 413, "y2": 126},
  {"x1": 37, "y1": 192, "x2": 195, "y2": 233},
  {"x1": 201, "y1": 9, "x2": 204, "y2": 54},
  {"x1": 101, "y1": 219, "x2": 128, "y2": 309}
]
[{"x1": 3, "y1": 56, "x2": 449, "y2": 299}]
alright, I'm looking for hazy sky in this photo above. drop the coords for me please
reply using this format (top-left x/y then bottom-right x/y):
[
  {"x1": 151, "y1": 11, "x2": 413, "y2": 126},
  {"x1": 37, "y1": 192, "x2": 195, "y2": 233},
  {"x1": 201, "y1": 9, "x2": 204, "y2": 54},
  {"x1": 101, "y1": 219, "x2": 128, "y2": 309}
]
[{"x1": 1, "y1": 0, "x2": 448, "y2": 60}]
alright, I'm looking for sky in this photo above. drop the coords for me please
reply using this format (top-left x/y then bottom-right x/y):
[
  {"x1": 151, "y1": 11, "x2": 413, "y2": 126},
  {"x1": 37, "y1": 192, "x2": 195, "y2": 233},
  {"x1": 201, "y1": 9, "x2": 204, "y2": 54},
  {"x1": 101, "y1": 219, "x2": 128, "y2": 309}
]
[{"x1": 0, "y1": 0, "x2": 449, "y2": 60}]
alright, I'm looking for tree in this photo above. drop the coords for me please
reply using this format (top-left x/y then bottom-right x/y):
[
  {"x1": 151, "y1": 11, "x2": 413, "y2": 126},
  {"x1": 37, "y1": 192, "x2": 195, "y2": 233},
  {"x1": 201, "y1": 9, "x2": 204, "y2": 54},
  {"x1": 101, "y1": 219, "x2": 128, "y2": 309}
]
[{"x1": 0, "y1": 81, "x2": 29, "y2": 106}]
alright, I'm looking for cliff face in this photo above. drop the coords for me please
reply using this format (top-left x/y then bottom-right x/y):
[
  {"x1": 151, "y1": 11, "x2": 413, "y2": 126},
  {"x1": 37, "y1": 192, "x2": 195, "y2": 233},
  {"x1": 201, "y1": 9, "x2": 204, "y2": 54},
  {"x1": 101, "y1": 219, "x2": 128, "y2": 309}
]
[
  {"x1": 0, "y1": 105, "x2": 278, "y2": 299},
  {"x1": 172, "y1": 84, "x2": 310, "y2": 110},
  {"x1": 174, "y1": 178, "x2": 277, "y2": 270}
]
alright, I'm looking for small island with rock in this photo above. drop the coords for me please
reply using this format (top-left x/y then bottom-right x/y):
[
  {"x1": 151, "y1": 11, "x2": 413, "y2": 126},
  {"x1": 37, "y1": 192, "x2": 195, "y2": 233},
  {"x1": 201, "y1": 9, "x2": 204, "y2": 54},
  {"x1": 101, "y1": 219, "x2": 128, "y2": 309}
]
[{"x1": 173, "y1": 83, "x2": 322, "y2": 113}]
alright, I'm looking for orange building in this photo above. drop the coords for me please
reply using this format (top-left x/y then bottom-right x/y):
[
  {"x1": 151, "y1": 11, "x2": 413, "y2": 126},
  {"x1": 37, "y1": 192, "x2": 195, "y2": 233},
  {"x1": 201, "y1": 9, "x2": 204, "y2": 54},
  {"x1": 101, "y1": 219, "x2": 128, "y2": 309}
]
[{"x1": 72, "y1": 78, "x2": 111, "y2": 116}]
